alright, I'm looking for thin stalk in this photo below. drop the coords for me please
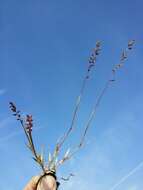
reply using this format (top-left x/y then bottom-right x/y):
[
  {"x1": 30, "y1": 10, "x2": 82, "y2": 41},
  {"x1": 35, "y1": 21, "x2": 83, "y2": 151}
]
[
  {"x1": 79, "y1": 80, "x2": 110, "y2": 147},
  {"x1": 57, "y1": 42, "x2": 101, "y2": 149},
  {"x1": 58, "y1": 75, "x2": 87, "y2": 149},
  {"x1": 29, "y1": 132, "x2": 45, "y2": 173},
  {"x1": 63, "y1": 40, "x2": 135, "y2": 161}
]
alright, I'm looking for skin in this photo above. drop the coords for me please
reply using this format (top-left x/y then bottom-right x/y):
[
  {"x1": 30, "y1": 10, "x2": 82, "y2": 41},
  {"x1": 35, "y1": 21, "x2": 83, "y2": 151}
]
[{"x1": 24, "y1": 175, "x2": 57, "y2": 190}]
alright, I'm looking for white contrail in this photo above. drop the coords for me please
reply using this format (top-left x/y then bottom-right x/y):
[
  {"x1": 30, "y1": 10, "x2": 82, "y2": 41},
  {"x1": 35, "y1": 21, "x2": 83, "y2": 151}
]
[{"x1": 109, "y1": 161, "x2": 143, "y2": 190}]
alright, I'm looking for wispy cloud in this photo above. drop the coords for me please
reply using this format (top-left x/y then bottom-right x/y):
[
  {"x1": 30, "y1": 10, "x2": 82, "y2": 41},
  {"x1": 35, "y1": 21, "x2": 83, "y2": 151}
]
[
  {"x1": 0, "y1": 117, "x2": 13, "y2": 129},
  {"x1": 0, "y1": 126, "x2": 44, "y2": 145},
  {"x1": 0, "y1": 130, "x2": 22, "y2": 144},
  {"x1": 0, "y1": 89, "x2": 6, "y2": 96},
  {"x1": 127, "y1": 186, "x2": 138, "y2": 190}
]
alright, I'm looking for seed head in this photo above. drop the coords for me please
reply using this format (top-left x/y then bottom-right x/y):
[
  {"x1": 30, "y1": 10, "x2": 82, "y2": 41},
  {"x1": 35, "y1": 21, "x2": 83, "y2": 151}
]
[{"x1": 26, "y1": 115, "x2": 33, "y2": 133}]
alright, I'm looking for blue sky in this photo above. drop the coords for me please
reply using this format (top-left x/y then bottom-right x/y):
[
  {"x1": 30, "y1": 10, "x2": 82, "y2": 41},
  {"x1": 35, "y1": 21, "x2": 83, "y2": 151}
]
[{"x1": 0, "y1": 0, "x2": 143, "y2": 189}]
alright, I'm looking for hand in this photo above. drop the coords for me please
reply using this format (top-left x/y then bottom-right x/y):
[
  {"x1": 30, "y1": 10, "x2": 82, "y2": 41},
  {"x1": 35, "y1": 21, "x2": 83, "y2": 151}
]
[{"x1": 24, "y1": 175, "x2": 57, "y2": 190}]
